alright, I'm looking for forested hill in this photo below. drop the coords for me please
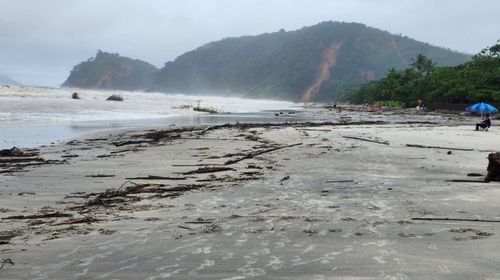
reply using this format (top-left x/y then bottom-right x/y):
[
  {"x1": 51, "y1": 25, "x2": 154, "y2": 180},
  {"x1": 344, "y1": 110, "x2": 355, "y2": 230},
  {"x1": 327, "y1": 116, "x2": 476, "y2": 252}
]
[
  {"x1": 341, "y1": 41, "x2": 500, "y2": 107},
  {"x1": 63, "y1": 51, "x2": 158, "y2": 90},
  {"x1": 153, "y1": 21, "x2": 470, "y2": 101}
]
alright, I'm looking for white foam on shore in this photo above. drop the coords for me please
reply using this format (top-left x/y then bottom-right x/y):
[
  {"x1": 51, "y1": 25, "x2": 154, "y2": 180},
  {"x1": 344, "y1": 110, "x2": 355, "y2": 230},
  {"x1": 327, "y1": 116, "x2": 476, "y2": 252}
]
[{"x1": 0, "y1": 85, "x2": 298, "y2": 123}]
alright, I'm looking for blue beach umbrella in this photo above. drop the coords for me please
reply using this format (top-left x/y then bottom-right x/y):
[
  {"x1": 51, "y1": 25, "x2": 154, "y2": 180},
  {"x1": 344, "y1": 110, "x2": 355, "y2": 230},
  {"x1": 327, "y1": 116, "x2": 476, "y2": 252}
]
[{"x1": 466, "y1": 102, "x2": 498, "y2": 118}]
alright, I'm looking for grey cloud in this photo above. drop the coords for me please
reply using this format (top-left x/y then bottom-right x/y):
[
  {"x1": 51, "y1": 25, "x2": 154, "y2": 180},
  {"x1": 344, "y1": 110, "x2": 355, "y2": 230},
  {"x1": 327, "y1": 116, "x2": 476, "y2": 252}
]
[{"x1": 0, "y1": 0, "x2": 498, "y2": 86}]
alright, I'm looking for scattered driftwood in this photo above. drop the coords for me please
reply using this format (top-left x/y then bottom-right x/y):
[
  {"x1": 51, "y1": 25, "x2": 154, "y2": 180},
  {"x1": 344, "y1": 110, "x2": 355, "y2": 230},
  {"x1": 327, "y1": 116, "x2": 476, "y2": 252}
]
[
  {"x1": 61, "y1": 154, "x2": 79, "y2": 158},
  {"x1": 51, "y1": 216, "x2": 98, "y2": 226},
  {"x1": 0, "y1": 258, "x2": 15, "y2": 270},
  {"x1": 485, "y1": 152, "x2": 500, "y2": 182},
  {"x1": 85, "y1": 138, "x2": 108, "y2": 142},
  {"x1": 3, "y1": 212, "x2": 72, "y2": 220},
  {"x1": 85, "y1": 182, "x2": 208, "y2": 207},
  {"x1": 412, "y1": 217, "x2": 500, "y2": 223},
  {"x1": 113, "y1": 140, "x2": 153, "y2": 147},
  {"x1": 185, "y1": 218, "x2": 215, "y2": 224},
  {"x1": 166, "y1": 184, "x2": 209, "y2": 192},
  {"x1": 0, "y1": 230, "x2": 20, "y2": 246},
  {"x1": 172, "y1": 163, "x2": 223, "y2": 167},
  {"x1": 126, "y1": 175, "x2": 187, "y2": 180},
  {"x1": 296, "y1": 128, "x2": 331, "y2": 132},
  {"x1": 146, "y1": 121, "x2": 387, "y2": 141},
  {"x1": 0, "y1": 147, "x2": 39, "y2": 157},
  {"x1": 445, "y1": 179, "x2": 489, "y2": 183},
  {"x1": 225, "y1": 143, "x2": 302, "y2": 165},
  {"x1": 110, "y1": 149, "x2": 135, "y2": 154},
  {"x1": 86, "y1": 182, "x2": 157, "y2": 206},
  {"x1": 343, "y1": 136, "x2": 389, "y2": 145},
  {"x1": 406, "y1": 144, "x2": 473, "y2": 151},
  {"x1": 183, "y1": 166, "x2": 234, "y2": 175},
  {"x1": 86, "y1": 174, "x2": 115, "y2": 178},
  {"x1": 326, "y1": 180, "x2": 355, "y2": 183},
  {"x1": 280, "y1": 175, "x2": 290, "y2": 182},
  {"x1": 177, "y1": 225, "x2": 193, "y2": 230},
  {"x1": 0, "y1": 157, "x2": 44, "y2": 164}
]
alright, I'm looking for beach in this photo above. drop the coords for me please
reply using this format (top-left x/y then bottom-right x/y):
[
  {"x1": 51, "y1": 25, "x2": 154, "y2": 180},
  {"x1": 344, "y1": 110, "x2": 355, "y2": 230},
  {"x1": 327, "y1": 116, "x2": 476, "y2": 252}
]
[{"x1": 1, "y1": 106, "x2": 500, "y2": 279}]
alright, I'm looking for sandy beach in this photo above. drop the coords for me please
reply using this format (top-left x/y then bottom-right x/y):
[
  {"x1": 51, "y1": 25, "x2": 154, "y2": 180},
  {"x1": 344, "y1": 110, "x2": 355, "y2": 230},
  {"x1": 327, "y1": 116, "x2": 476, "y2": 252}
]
[{"x1": 1, "y1": 106, "x2": 500, "y2": 279}]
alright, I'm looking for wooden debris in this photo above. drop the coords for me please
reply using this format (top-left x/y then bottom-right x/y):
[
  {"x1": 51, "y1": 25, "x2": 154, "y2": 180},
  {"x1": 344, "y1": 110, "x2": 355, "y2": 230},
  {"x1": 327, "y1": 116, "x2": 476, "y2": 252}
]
[
  {"x1": 3, "y1": 212, "x2": 72, "y2": 220},
  {"x1": 85, "y1": 174, "x2": 115, "y2": 178},
  {"x1": 225, "y1": 143, "x2": 302, "y2": 165},
  {"x1": 280, "y1": 175, "x2": 290, "y2": 183},
  {"x1": 51, "y1": 216, "x2": 99, "y2": 226},
  {"x1": 406, "y1": 144, "x2": 473, "y2": 151},
  {"x1": 343, "y1": 136, "x2": 389, "y2": 145},
  {"x1": 183, "y1": 166, "x2": 234, "y2": 175},
  {"x1": 126, "y1": 175, "x2": 187, "y2": 180},
  {"x1": 412, "y1": 217, "x2": 500, "y2": 223},
  {"x1": 445, "y1": 179, "x2": 489, "y2": 183},
  {"x1": 113, "y1": 140, "x2": 153, "y2": 147},
  {"x1": 0, "y1": 147, "x2": 39, "y2": 157},
  {"x1": 0, "y1": 258, "x2": 15, "y2": 270},
  {"x1": 172, "y1": 163, "x2": 223, "y2": 167},
  {"x1": 326, "y1": 180, "x2": 355, "y2": 183},
  {"x1": 110, "y1": 149, "x2": 135, "y2": 154},
  {"x1": 178, "y1": 225, "x2": 194, "y2": 230},
  {"x1": 61, "y1": 154, "x2": 79, "y2": 158}
]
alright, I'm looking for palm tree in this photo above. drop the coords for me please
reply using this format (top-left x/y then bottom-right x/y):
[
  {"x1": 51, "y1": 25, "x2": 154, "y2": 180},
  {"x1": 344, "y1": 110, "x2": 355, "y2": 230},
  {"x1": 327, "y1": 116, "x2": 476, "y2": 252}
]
[{"x1": 410, "y1": 54, "x2": 435, "y2": 75}]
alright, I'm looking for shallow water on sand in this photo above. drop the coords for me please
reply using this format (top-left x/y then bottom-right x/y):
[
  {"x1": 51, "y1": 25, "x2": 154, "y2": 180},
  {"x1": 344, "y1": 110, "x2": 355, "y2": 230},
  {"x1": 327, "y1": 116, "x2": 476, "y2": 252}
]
[{"x1": 0, "y1": 85, "x2": 304, "y2": 148}]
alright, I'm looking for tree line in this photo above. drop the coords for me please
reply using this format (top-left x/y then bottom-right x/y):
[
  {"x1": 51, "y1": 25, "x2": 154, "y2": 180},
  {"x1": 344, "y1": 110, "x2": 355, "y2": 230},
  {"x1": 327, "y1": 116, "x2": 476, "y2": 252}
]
[{"x1": 341, "y1": 40, "x2": 500, "y2": 107}]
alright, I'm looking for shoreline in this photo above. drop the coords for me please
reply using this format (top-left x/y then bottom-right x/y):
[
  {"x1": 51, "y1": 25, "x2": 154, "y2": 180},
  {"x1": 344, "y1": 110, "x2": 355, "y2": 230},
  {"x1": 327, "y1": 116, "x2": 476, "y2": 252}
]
[{"x1": 1, "y1": 108, "x2": 500, "y2": 279}]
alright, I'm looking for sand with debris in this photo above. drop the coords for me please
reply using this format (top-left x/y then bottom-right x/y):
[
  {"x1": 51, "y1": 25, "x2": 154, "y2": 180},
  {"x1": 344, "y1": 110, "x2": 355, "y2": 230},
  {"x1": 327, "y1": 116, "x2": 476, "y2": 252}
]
[{"x1": 1, "y1": 107, "x2": 500, "y2": 279}]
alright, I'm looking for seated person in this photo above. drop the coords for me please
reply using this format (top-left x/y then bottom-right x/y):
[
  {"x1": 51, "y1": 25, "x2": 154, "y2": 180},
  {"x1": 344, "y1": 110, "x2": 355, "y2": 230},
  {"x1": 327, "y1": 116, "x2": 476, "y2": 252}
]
[{"x1": 476, "y1": 114, "x2": 491, "y2": 131}]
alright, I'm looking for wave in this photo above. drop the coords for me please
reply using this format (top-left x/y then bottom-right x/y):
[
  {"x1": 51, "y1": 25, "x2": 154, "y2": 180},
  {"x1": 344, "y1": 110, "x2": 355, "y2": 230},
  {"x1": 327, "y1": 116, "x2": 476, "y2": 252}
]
[{"x1": 0, "y1": 86, "x2": 298, "y2": 123}]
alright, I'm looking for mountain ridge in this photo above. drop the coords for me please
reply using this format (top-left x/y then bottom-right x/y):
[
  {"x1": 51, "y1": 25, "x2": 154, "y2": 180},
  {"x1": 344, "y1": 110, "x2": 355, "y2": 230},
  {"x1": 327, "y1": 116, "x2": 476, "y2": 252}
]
[
  {"x1": 63, "y1": 21, "x2": 471, "y2": 100},
  {"x1": 63, "y1": 50, "x2": 158, "y2": 91},
  {"x1": 153, "y1": 21, "x2": 470, "y2": 101}
]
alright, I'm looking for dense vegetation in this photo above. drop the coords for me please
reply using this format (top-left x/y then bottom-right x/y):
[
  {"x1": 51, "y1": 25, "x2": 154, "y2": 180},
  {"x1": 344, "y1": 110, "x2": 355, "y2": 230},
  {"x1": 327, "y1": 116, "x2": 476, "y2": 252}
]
[
  {"x1": 63, "y1": 51, "x2": 158, "y2": 90},
  {"x1": 153, "y1": 21, "x2": 469, "y2": 101},
  {"x1": 342, "y1": 41, "x2": 500, "y2": 106}
]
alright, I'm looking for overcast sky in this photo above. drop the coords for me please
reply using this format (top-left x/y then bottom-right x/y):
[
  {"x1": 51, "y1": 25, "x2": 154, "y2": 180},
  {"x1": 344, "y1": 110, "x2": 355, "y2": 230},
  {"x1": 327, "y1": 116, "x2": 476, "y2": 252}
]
[{"x1": 1, "y1": 0, "x2": 499, "y2": 86}]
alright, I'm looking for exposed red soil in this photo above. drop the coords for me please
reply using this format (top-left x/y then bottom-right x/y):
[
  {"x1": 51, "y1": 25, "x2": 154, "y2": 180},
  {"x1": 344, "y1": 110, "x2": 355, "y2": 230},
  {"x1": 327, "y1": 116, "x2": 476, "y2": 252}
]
[{"x1": 300, "y1": 42, "x2": 343, "y2": 102}]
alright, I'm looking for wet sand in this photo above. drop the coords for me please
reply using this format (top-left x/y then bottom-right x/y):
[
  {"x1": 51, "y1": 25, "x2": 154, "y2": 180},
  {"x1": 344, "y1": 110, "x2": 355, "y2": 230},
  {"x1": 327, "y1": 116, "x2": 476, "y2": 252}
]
[{"x1": 1, "y1": 107, "x2": 500, "y2": 279}]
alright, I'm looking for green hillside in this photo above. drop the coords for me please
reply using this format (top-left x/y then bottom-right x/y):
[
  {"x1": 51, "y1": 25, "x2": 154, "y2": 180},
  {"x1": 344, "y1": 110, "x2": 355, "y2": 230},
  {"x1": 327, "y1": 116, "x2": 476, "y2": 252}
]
[
  {"x1": 63, "y1": 51, "x2": 158, "y2": 90},
  {"x1": 153, "y1": 21, "x2": 470, "y2": 101},
  {"x1": 341, "y1": 41, "x2": 500, "y2": 107}
]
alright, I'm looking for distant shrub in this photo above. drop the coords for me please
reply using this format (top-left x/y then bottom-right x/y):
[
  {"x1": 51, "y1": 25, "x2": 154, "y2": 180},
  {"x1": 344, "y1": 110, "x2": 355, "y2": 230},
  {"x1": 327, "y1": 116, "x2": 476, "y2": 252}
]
[
  {"x1": 193, "y1": 106, "x2": 218, "y2": 114},
  {"x1": 106, "y1": 94, "x2": 124, "y2": 101},
  {"x1": 71, "y1": 92, "x2": 81, "y2": 99}
]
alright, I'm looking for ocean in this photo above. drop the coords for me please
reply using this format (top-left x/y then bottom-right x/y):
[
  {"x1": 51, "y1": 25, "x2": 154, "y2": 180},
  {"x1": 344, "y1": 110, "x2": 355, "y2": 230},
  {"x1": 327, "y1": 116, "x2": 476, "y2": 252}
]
[{"x1": 0, "y1": 85, "x2": 301, "y2": 149}]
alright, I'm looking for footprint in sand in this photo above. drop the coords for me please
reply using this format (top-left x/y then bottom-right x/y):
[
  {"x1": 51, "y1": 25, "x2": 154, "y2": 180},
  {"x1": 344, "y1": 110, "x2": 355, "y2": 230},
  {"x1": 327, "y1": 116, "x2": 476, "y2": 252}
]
[
  {"x1": 428, "y1": 243, "x2": 438, "y2": 250},
  {"x1": 303, "y1": 245, "x2": 317, "y2": 253},
  {"x1": 438, "y1": 265, "x2": 451, "y2": 274},
  {"x1": 266, "y1": 256, "x2": 284, "y2": 270}
]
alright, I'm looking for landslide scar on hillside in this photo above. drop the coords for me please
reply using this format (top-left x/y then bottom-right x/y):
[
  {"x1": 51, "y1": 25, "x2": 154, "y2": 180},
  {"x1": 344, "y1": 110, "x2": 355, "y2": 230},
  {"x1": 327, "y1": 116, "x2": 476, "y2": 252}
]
[
  {"x1": 301, "y1": 42, "x2": 343, "y2": 102},
  {"x1": 390, "y1": 38, "x2": 407, "y2": 64},
  {"x1": 96, "y1": 64, "x2": 133, "y2": 88}
]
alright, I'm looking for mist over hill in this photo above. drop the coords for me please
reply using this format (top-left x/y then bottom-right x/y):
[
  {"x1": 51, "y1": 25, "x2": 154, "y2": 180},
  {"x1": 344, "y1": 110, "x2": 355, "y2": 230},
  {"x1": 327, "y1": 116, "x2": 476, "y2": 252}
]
[
  {"x1": 64, "y1": 22, "x2": 470, "y2": 101},
  {"x1": 153, "y1": 22, "x2": 469, "y2": 101},
  {"x1": 0, "y1": 75, "x2": 22, "y2": 86},
  {"x1": 63, "y1": 51, "x2": 158, "y2": 91}
]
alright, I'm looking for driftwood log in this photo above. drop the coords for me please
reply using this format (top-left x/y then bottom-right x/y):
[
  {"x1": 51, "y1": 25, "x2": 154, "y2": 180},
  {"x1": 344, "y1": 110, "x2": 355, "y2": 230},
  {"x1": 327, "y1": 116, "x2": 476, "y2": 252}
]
[{"x1": 485, "y1": 152, "x2": 500, "y2": 182}]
